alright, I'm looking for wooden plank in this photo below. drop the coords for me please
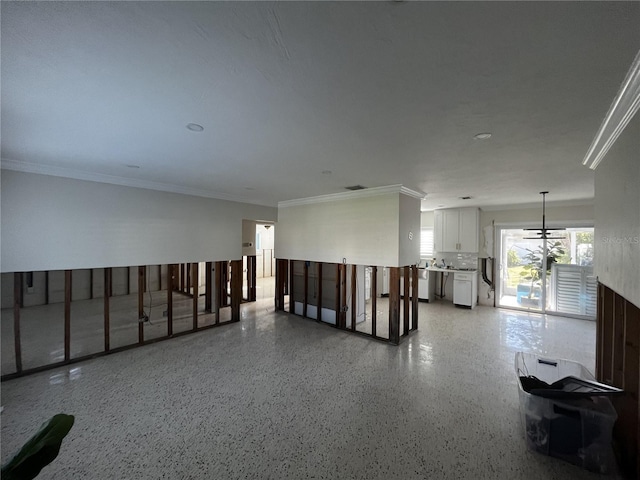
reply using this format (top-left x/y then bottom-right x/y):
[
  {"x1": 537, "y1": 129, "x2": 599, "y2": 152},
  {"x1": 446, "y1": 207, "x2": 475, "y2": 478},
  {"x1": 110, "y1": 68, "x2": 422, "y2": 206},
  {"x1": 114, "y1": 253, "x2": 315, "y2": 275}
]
[
  {"x1": 371, "y1": 266, "x2": 377, "y2": 338},
  {"x1": 214, "y1": 262, "x2": 222, "y2": 323},
  {"x1": 388, "y1": 267, "x2": 400, "y2": 345},
  {"x1": 340, "y1": 264, "x2": 347, "y2": 329},
  {"x1": 192, "y1": 263, "x2": 198, "y2": 330},
  {"x1": 275, "y1": 259, "x2": 285, "y2": 311},
  {"x1": 138, "y1": 266, "x2": 144, "y2": 344},
  {"x1": 246, "y1": 256, "x2": 257, "y2": 302},
  {"x1": 619, "y1": 295, "x2": 640, "y2": 478},
  {"x1": 222, "y1": 261, "x2": 230, "y2": 307},
  {"x1": 601, "y1": 285, "x2": 615, "y2": 383},
  {"x1": 231, "y1": 260, "x2": 242, "y2": 322},
  {"x1": 317, "y1": 263, "x2": 323, "y2": 323},
  {"x1": 403, "y1": 266, "x2": 410, "y2": 335},
  {"x1": 411, "y1": 265, "x2": 419, "y2": 331},
  {"x1": 289, "y1": 261, "x2": 295, "y2": 314},
  {"x1": 351, "y1": 265, "x2": 357, "y2": 331},
  {"x1": 104, "y1": 268, "x2": 111, "y2": 351},
  {"x1": 596, "y1": 283, "x2": 604, "y2": 379},
  {"x1": 13, "y1": 272, "x2": 23, "y2": 373},
  {"x1": 186, "y1": 262, "x2": 191, "y2": 297},
  {"x1": 64, "y1": 270, "x2": 72, "y2": 361},
  {"x1": 613, "y1": 293, "x2": 625, "y2": 387},
  {"x1": 303, "y1": 261, "x2": 308, "y2": 318},
  {"x1": 335, "y1": 264, "x2": 340, "y2": 326},
  {"x1": 168, "y1": 264, "x2": 174, "y2": 336},
  {"x1": 205, "y1": 261, "x2": 213, "y2": 312}
]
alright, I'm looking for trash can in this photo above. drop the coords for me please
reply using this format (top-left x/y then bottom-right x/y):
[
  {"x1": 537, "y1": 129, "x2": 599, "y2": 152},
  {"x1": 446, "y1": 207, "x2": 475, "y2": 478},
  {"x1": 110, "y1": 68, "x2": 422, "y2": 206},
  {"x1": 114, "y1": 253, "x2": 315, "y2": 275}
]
[{"x1": 515, "y1": 352, "x2": 618, "y2": 474}]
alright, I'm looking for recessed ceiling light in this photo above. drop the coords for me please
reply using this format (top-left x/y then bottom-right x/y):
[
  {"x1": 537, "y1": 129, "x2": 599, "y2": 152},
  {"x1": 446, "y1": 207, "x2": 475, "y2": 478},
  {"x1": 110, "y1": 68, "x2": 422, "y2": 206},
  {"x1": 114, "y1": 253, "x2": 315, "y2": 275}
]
[
  {"x1": 460, "y1": 196, "x2": 472, "y2": 200},
  {"x1": 322, "y1": 170, "x2": 332, "y2": 175},
  {"x1": 186, "y1": 123, "x2": 204, "y2": 132},
  {"x1": 474, "y1": 132, "x2": 492, "y2": 140},
  {"x1": 126, "y1": 164, "x2": 140, "y2": 169}
]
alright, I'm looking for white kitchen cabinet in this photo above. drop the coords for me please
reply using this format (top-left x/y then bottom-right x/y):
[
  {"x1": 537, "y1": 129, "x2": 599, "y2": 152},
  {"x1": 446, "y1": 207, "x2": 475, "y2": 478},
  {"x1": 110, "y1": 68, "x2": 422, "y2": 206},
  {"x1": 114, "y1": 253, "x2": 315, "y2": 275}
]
[
  {"x1": 453, "y1": 271, "x2": 478, "y2": 308},
  {"x1": 434, "y1": 210, "x2": 444, "y2": 254},
  {"x1": 434, "y1": 207, "x2": 479, "y2": 253}
]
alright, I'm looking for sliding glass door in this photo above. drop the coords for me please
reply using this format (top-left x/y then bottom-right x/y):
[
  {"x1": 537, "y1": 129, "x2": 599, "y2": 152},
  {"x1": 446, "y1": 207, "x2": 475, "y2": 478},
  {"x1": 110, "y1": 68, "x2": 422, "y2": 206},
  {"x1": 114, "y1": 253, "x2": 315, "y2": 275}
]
[{"x1": 497, "y1": 227, "x2": 595, "y2": 319}]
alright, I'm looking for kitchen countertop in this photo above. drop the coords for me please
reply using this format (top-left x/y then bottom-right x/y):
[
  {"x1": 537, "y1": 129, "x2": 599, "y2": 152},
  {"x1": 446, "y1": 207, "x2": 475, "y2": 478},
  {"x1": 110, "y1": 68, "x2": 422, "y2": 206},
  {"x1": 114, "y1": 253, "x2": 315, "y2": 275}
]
[{"x1": 425, "y1": 267, "x2": 477, "y2": 273}]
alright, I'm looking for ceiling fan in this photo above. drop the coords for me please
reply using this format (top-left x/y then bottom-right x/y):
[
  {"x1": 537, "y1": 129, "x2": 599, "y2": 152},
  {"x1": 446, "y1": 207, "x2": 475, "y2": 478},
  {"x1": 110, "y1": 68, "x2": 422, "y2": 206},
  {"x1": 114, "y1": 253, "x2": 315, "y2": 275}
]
[{"x1": 524, "y1": 191, "x2": 566, "y2": 240}]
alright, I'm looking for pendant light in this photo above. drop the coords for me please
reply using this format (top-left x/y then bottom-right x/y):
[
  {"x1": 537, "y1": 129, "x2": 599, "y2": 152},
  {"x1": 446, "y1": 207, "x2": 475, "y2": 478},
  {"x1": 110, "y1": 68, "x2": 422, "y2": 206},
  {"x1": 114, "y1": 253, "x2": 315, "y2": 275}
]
[{"x1": 524, "y1": 191, "x2": 565, "y2": 240}]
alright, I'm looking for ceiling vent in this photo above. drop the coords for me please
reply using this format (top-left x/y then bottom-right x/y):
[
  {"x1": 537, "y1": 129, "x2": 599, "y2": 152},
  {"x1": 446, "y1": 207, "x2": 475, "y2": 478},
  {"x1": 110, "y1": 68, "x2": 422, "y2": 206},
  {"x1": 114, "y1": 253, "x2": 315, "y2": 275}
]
[{"x1": 345, "y1": 185, "x2": 367, "y2": 191}]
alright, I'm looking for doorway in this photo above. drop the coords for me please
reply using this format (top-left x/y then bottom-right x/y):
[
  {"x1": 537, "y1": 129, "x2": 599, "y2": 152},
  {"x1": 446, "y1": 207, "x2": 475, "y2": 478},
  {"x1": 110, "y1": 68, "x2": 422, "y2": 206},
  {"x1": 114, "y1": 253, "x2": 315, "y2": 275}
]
[
  {"x1": 255, "y1": 223, "x2": 275, "y2": 301},
  {"x1": 496, "y1": 226, "x2": 596, "y2": 319}
]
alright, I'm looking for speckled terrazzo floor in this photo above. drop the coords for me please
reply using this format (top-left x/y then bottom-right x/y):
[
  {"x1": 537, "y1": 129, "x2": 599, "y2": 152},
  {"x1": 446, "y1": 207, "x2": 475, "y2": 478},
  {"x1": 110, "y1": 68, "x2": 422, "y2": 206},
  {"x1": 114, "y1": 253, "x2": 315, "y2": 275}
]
[{"x1": 1, "y1": 300, "x2": 612, "y2": 479}]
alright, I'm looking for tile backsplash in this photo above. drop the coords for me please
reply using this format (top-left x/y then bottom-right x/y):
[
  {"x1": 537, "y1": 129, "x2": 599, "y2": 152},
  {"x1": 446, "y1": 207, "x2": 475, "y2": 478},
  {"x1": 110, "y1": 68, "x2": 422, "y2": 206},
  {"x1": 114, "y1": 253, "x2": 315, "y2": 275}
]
[{"x1": 432, "y1": 253, "x2": 478, "y2": 270}]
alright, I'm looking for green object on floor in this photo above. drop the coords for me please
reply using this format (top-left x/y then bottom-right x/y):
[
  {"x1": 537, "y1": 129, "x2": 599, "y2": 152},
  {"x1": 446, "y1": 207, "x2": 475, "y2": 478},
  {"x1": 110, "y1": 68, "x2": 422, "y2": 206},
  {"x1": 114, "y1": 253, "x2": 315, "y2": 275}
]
[{"x1": 1, "y1": 413, "x2": 74, "y2": 480}]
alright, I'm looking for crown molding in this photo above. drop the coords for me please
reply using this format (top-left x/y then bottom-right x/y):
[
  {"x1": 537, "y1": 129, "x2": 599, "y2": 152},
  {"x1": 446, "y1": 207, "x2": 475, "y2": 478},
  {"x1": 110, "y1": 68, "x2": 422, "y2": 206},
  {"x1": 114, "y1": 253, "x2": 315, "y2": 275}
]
[
  {"x1": 583, "y1": 48, "x2": 640, "y2": 170},
  {"x1": 1, "y1": 158, "x2": 277, "y2": 206},
  {"x1": 278, "y1": 184, "x2": 426, "y2": 208}
]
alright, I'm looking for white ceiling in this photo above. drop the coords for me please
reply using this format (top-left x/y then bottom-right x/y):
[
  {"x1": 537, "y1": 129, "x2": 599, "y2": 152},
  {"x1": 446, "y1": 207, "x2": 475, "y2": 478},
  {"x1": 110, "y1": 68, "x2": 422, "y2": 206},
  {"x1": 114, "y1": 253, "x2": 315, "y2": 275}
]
[{"x1": 2, "y1": 1, "x2": 639, "y2": 209}]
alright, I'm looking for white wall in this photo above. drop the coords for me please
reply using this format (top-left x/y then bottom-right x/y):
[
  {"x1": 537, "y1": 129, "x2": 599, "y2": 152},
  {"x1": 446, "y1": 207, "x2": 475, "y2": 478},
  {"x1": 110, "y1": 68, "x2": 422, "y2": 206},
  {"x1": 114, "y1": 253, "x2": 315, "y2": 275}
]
[
  {"x1": 594, "y1": 114, "x2": 640, "y2": 308},
  {"x1": 242, "y1": 219, "x2": 257, "y2": 256},
  {"x1": 398, "y1": 194, "x2": 421, "y2": 266},
  {"x1": 276, "y1": 192, "x2": 402, "y2": 267},
  {"x1": 1, "y1": 171, "x2": 277, "y2": 272}
]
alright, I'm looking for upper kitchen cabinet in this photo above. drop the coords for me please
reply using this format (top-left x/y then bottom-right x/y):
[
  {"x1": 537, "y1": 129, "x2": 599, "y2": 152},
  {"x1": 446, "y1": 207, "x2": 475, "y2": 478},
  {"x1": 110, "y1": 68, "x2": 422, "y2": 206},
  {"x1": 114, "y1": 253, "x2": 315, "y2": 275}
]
[{"x1": 433, "y1": 208, "x2": 479, "y2": 253}]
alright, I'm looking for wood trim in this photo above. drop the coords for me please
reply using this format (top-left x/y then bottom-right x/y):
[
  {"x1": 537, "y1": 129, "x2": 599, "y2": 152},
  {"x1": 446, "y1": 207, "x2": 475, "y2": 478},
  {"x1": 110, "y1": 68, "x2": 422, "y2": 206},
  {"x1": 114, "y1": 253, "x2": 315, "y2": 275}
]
[
  {"x1": 64, "y1": 270, "x2": 72, "y2": 361},
  {"x1": 1, "y1": 315, "x2": 241, "y2": 382},
  {"x1": 90, "y1": 269, "x2": 94, "y2": 300},
  {"x1": 127, "y1": 266, "x2": 130, "y2": 295},
  {"x1": 275, "y1": 259, "x2": 286, "y2": 311},
  {"x1": 104, "y1": 268, "x2": 111, "y2": 351},
  {"x1": 192, "y1": 263, "x2": 198, "y2": 330},
  {"x1": 317, "y1": 263, "x2": 323, "y2": 323},
  {"x1": 411, "y1": 265, "x2": 419, "y2": 331},
  {"x1": 403, "y1": 266, "x2": 410, "y2": 336},
  {"x1": 613, "y1": 294, "x2": 625, "y2": 387},
  {"x1": 303, "y1": 262, "x2": 308, "y2": 318},
  {"x1": 601, "y1": 285, "x2": 615, "y2": 383},
  {"x1": 351, "y1": 265, "x2": 357, "y2": 332},
  {"x1": 335, "y1": 264, "x2": 340, "y2": 326},
  {"x1": 340, "y1": 264, "x2": 347, "y2": 329},
  {"x1": 205, "y1": 261, "x2": 213, "y2": 312},
  {"x1": 214, "y1": 261, "x2": 222, "y2": 323},
  {"x1": 289, "y1": 261, "x2": 295, "y2": 314},
  {"x1": 168, "y1": 264, "x2": 175, "y2": 336},
  {"x1": 138, "y1": 266, "x2": 144, "y2": 344},
  {"x1": 180, "y1": 263, "x2": 185, "y2": 293},
  {"x1": 230, "y1": 260, "x2": 242, "y2": 322},
  {"x1": 371, "y1": 267, "x2": 377, "y2": 338},
  {"x1": 13, "y1": 272, "x2": 22, "y2": 373},
  {"x1": 597, "y1": 282, "x2": 640, "y2": 478},
  {"x1": 222, "y1": 261, "x2": 230, "y2": 307},
  {"x1": 388, "y1": 267, "x2": 400, "y2": 345}
]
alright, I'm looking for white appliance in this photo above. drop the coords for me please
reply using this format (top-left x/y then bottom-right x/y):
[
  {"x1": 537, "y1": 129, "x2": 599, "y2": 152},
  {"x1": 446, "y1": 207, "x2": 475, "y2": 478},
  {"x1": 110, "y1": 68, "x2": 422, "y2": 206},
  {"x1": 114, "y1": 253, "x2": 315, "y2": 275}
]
[
  {"x1": 418, "y1": 269, "x2": 434, "y2": 302},
  {"x1": 453, "y1": 272, "x2": 477, "y2": 308}
]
